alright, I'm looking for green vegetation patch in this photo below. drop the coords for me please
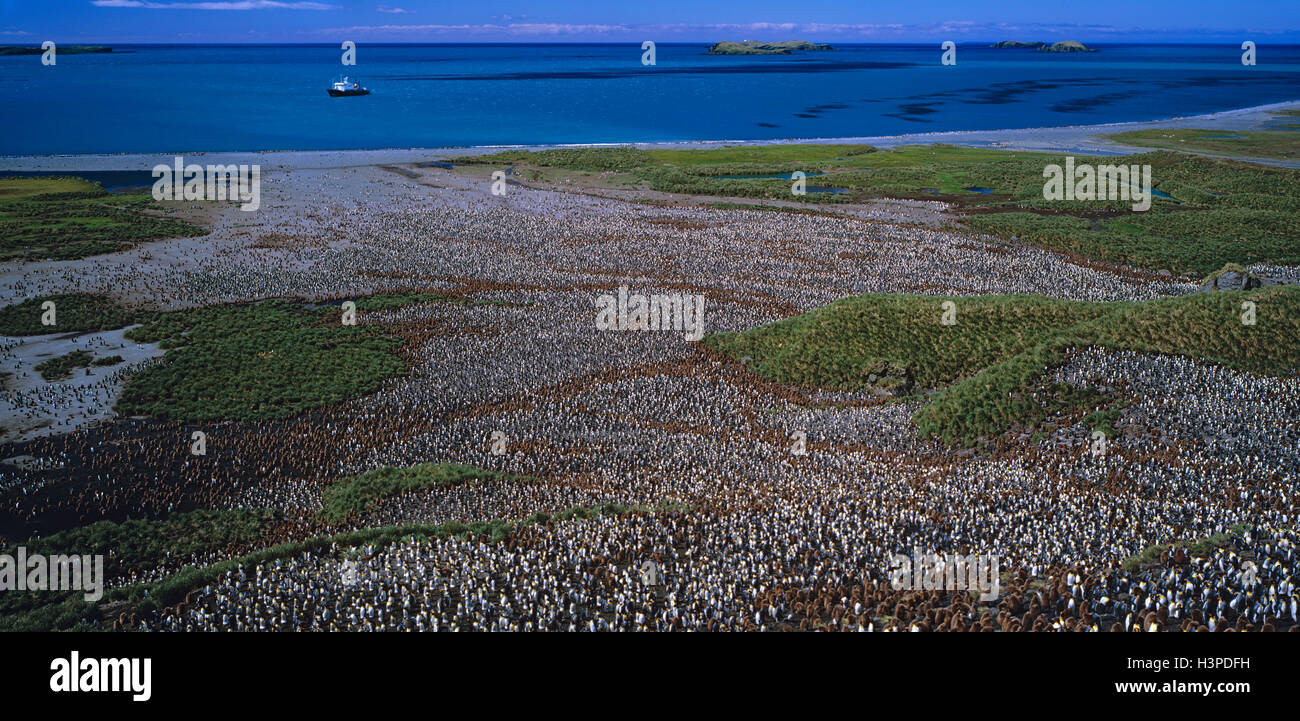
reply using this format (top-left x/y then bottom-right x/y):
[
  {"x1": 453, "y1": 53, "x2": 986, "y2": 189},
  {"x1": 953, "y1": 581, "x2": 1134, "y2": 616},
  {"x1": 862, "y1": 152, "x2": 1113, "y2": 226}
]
[
  {"x1": 0, "y1": 508, "x2": 278, "y2": 631},
  {"x1": 459, "y1": 144, "x2": 1300, "y2": 276},
  {"x1": 705, "y1": 40, "x2": 834, "y2": 55},
  {"x1": 34, "y1": 350, "x2": 94, "y2": 381},
  {"x1": 704, "y1": 286, "x2": 1300, "y2": 445},
  {"x1": 0, "y1": 292, "x2": 480, "y2": 420},
  {"x1": 0, "y1": 501, "x2": 688, "y2": 631},
  {"x1": 1107, "y1": 121, "x2": 1300, "y2": 161},
  {"x1": 320, "y1": 463, "x2": 515, "y2": 523},
  {"x1": 0, "y1": 293, "x2": 139, "y2": 336},
  {"x1": 117, "y1": 299, "x2": 407, "y2": 423},
  {"x1": 1122, "y1": 525, "x2": 1247, "y2": 573},
  {"x1": 0, "y1": 177, "x2": 205, "y2": 261},
  {"x1": 16, "y1": 508, "x2": 278, "y2": 582}
]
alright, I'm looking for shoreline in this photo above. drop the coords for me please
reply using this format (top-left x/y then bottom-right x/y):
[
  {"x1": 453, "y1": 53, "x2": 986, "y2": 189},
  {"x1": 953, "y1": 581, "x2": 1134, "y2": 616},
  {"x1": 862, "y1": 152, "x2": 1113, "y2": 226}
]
[{"x1": 3, "y1": 99, "x2": 1297, "y2": 171}]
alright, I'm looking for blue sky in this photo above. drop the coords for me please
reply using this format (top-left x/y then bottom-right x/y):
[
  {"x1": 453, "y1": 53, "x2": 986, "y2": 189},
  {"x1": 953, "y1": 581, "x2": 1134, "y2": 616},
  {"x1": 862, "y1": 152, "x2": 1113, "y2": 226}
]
[{"x1": 2, "y1": 0, "x2": 1298, "y2": 44}]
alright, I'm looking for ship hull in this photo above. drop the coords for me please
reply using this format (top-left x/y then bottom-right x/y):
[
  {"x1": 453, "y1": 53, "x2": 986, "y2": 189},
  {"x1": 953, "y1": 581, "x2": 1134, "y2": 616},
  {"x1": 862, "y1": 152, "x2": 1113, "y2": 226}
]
[{"x1": 328, "y1": 88, "x2": 370, "y2": 97}]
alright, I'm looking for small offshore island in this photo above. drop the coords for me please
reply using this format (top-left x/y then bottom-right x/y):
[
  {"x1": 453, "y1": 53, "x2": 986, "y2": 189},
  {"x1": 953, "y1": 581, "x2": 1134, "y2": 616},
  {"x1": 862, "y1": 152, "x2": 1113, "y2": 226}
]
[
  {"x1": 0, "y1": 45, "x2": 113, "y2": 55},
  {"x1": 706, "y1": 40, "x2": 834, "y2": 55},
  {"x1": 989, "y1": 40, "x2": 1097, "y2": 52}
]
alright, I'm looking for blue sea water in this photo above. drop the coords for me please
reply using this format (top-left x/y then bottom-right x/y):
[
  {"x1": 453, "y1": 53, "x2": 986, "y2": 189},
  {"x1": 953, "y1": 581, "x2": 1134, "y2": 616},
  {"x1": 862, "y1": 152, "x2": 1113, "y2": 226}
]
[{"x1": 1, "y1": 43, "x2": 1297, "y2": 155}]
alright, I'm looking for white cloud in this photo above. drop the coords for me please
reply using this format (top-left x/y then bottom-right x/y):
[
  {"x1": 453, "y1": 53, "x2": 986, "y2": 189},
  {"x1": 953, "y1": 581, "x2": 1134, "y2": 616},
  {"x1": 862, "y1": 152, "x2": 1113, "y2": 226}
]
[{"x1": 376, "y1": 5, "x2": 409, "y2": 13}]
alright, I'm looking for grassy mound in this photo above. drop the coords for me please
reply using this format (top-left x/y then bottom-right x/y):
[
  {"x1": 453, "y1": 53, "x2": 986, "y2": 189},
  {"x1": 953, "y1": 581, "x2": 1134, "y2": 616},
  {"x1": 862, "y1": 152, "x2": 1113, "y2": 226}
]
[
  {"x1": 0, "y1": 293, "x2": 139, "y2": 336},
  {"x1": 34, "y1": 350, "x2": 94, "y2": 381},
  {"x1": 0, "y1": 292, "x2": 485, "y2": 422},
  {"x1": 12, "y1": 508, "x2": 278, "y2": 582},
  {"x1": 0, "y1": 501, "x2": 685, "y2": 631},
  {"x1": 117, "y1": 299, "x2": 407, "y2": 423},
  {"x1": 704, "y1": 286, "x2": 1300, "y2": 444},
  {"x1": 320, "y1": 463, "x2": 514, "y2": 523},
  {"x1": 0, "y1": 176, "x2": 204, "y2": 261},
  {"x1": 0, "y1": 508, "x2": 278, "y2": 631}
]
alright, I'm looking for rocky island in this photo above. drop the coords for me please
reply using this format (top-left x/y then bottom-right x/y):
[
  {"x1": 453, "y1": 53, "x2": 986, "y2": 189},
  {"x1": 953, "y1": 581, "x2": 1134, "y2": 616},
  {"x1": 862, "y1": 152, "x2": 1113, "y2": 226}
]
[
  {"x1": 989, "y1": 40, "x2": 1097, "y2": 52},
  {"x1": 0, "y1": 45, "x2": 113, "y2": 55},
  {"x1": 706, "y1": 40, "x2": 833, "y2": 55}
]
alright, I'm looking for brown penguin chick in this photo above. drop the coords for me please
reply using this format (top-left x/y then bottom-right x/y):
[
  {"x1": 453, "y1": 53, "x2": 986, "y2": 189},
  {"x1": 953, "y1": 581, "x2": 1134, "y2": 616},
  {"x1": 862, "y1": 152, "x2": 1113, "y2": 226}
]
[
  {"x1": 1004, "y1": 594, "x2": 1024, "y2": 615},
  {"x1": 1109, "y1": 622, "x2": 1123, "y2": 633},
  {"x1": 1174, "y1": 546, "x2": 1187, "y2": 564}
]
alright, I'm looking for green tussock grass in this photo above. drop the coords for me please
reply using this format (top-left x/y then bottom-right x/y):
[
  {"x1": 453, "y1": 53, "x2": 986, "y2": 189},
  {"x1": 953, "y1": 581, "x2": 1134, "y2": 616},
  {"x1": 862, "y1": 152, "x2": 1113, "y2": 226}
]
[
  {"x1": 0, "y1": 508, "x2": 279, "y2": 631},
  {"x1": 7, "y1": 508, "x2": 279, "y2": 583},
  {"x1": 1106, "y1": 112, "x2": 1300, "y2": 160},
  {"x1": 1122, "y1": 527, "x2": 1244, "y2": 573},
  {"x1": 459, "y1": 143, "x2": 1300, "y2": 276},
  {"x1": 117, "y1": 299, "x2": 407, "y2": 423},
  {"x1": 34, "y1": 350, "x2": 94, "y2": 381},
  {"x1": 0, "y1": 500, "x2": 688, "y2": 631},
  {"x1": 0, "y1": 293, "x2": 139, "y2": 336},
  {"x1": 0, "y1": 292, "x2": 488, "y2": 422},
  {"x1": 0, "y1": 177, "x2": 205, "y2": 261},
  {"x1": 704, "y1": 286, "x2": 1300, "y2": 445},
  {"x1": 320, "y1": 463, "x2": 515, "y2": 523}
]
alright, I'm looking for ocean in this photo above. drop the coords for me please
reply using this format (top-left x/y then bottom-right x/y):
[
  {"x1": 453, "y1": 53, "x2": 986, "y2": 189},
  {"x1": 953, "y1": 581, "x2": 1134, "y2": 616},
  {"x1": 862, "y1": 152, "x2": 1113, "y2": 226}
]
[{"x1": 1, "y1": 43, "x2": 1298, "y2": 155}]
